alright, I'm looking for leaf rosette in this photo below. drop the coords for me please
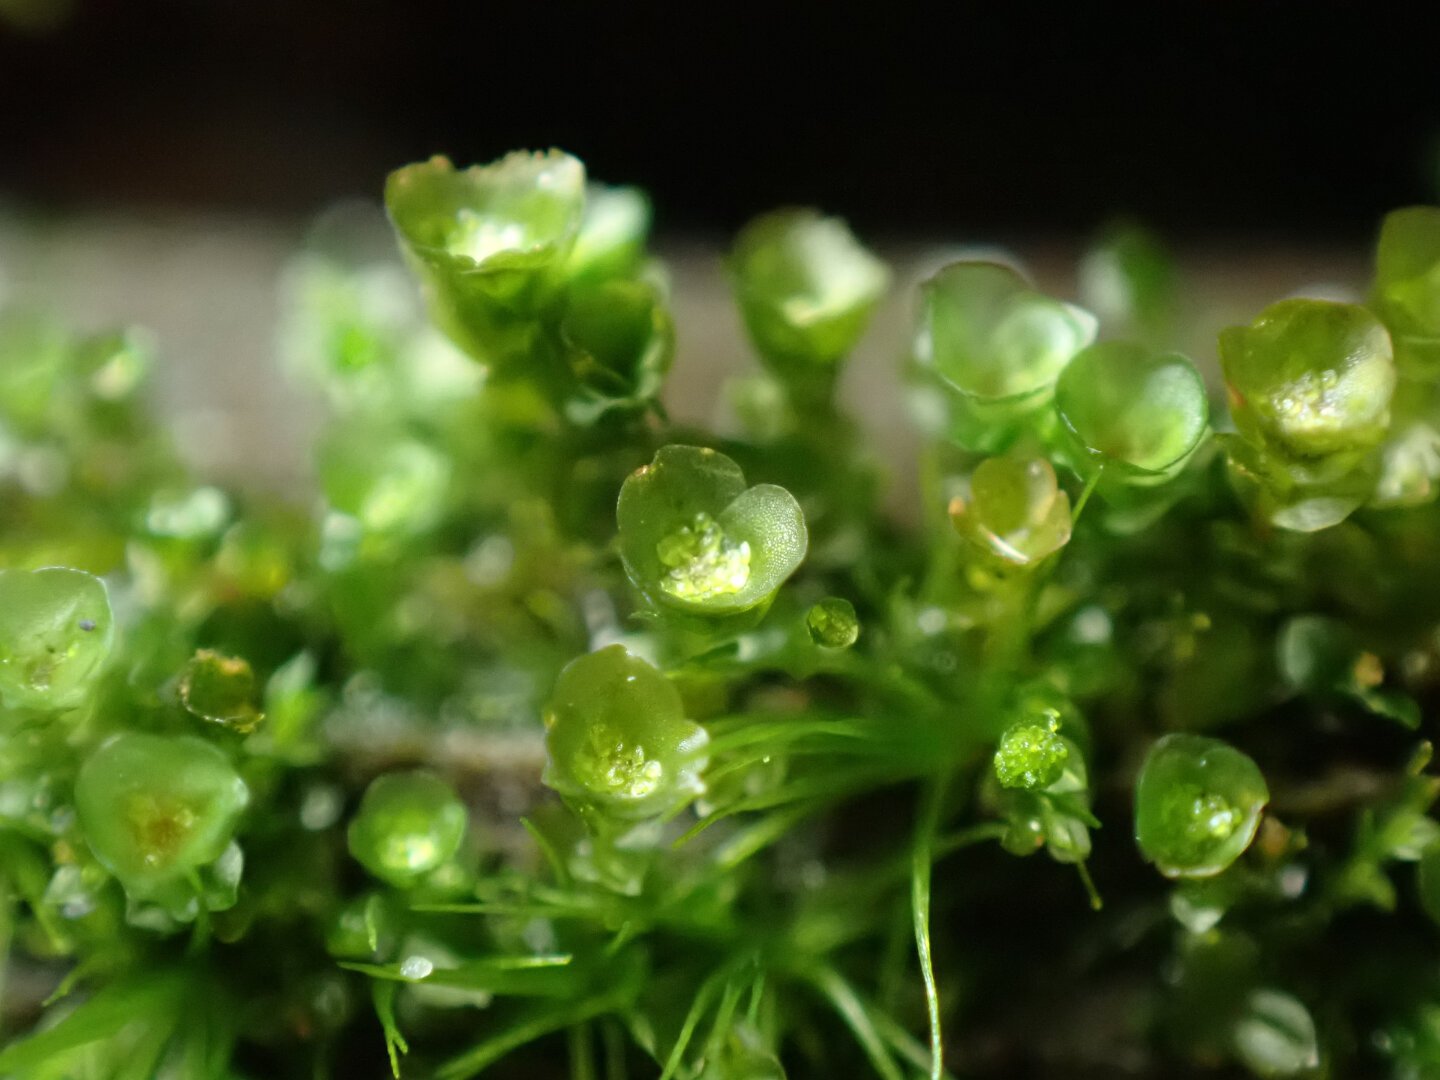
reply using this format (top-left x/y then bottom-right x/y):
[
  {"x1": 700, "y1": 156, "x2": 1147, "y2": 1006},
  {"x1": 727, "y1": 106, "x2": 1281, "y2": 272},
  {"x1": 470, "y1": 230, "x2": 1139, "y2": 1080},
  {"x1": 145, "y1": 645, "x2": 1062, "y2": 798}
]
[
  {"x1": 1220, "y1": 299, "x2": 1396, "y2": 461},
  {"x1": 567, "y1": 183, "x2": 652, "y2": 284},
  {"x1": 0, "y1": 566, "x2": 114, "y2": 712},
  {"x1": 75, "y1": 733, "x2": 250, "y2": 900},
  {"x1": 1372, "y1": 206, "x2": 1440, "y2": 378},
  {"x1": 1078, "y1": 223, "x2": 1177, "y2": 343},
  {"x1": 617, "y1": 445, "x2": 808, "y2": 616},
  {"x1": 1135, "y1": 733, "x2": 1269, "y2": 879},
  {"x1": 1371, "y1": 377, "x2": 1440, "y2": 507},
  {"x1": 948, "y1": 456, "x2": 1071, "y2": 569},
  {"x1": 318, "y1": 427, "x2": 451, "y2": 539},
  {"x1": 916, "y1": 261, "x2": 1097, "y2": 406},
  {"x1": 543, "y1": 644, "x2": 709, "y2": 821},
  {"x1": 996, "y1": 720, "x2": 1096, "y2": 867},
  {"x1": 1218, "y1": 299, "x2": 1397, "y2": 529},
  {"x1": 385, "y1": 150, "x2": 586, "y2": 366},
  {"x1": 994, "y1": 712, "x2": 1071, "y2": 791},
  {"x1": 1055, "y1": 341, "x2": 1209, "y2": 477},
  {"x1": 347, "y1": 771, "x2": 468, "y2": 887},
  {"x1": 728, "y1": 208, "x2": 889, "y2": 375},
  {"x1": 1219, "y1": 430, "x2": 1381, "y2": 532}
]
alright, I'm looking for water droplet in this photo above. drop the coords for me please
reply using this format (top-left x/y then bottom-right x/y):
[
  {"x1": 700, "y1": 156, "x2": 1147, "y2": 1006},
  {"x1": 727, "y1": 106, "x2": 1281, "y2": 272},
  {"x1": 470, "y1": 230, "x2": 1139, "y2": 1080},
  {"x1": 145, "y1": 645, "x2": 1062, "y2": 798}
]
[{"x1": 400, "y1": 955, "x2": 434, "y2": 980}]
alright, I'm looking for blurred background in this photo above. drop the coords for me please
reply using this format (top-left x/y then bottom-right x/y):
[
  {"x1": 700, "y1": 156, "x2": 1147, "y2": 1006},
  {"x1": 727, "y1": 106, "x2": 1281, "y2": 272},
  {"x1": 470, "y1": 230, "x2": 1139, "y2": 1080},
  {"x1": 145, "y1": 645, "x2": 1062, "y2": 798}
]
[{"x1": 1, "y1": 1, "x2": 1437, "y2": 487}]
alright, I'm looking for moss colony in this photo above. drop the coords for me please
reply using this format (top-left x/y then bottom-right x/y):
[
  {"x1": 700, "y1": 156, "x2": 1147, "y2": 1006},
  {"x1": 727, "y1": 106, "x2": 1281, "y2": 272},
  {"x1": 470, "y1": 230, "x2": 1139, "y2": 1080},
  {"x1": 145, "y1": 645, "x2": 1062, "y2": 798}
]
[{"x1": 4, "y1": 149, "x2": 1440, "y2": 1078}]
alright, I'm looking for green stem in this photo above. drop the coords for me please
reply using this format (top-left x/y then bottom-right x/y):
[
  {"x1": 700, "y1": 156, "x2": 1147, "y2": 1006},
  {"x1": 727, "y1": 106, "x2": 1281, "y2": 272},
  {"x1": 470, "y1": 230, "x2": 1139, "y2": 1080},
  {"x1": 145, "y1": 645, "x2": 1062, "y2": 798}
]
[
  {"x1": 569, "y1": 1022, "x2": 597, "y2": 1080},
  {"x1": 806, "y1": 964, "x2": 905, "y2": 1080},
  {"x1": 1071, "y1": 464, "x2": 1104, "y2": 525},
  {"x1": 933, "y1": 821, "x2": 1009, "y2": 861},
  {"x1": 1075, "y1": 860, "x2": 1103, "y2": 911},
  {"x1": 912, "y1": 775, "x2": 950, "y2": 1080},
  {"x1": 659, "y1": 962, "x2": 734, "y2": 1080},
  {"x1": 746, "y1": 971, "x2": 768, "y2": 1025},
  {"x1": 603, "y1": 1020, "x2": 629, "y2": 1080},
  {"x1": 437, "y1": 988, "x2": 631, "y2": 1080},
  {"x1": 186, "y1": 871, "x2": 211, "y2": 957},
  {"x1": 0, "y1": 885, "x2": 11, "y2": 1029}
]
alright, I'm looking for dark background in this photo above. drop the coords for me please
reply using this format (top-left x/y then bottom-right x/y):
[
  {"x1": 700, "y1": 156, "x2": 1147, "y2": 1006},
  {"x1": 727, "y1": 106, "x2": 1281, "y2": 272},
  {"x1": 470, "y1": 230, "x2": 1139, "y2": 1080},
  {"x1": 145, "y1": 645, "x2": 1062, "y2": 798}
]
[{"x1": 1, "y1": 1, "x2": 1437, "y2": 239}]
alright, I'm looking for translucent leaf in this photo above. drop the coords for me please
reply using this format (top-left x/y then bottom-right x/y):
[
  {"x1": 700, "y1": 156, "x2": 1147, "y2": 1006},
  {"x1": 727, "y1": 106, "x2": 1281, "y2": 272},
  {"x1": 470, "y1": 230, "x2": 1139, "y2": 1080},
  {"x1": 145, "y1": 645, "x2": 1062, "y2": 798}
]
[
  {"x1": 1278, "y1": 615, "x2": 1420, "y2": 729},
  {"x1": 1078, "y1": 223, "x2": 1177, "y2": 341},
  {"x1": 1220, "y1": 299, "x2": 1396, "y2": 460},
  {"x1": 1219, "y1": 430, "x2": 1378, "y2": 532},
  {"x1": 385, "y1": 150, "x2": 586, "y2": 363},
  {"x1": 387, "y1": 150, "x2": 584, "y2": 276},
  {"x1": 1135, "y1": 734, "x2": 1269, "y2": 879},
  {"x1": 729, "y1": 208, "x2": 889, "y2": 371},
  {"x1": 1054, "y1": 341, "x2": 1208, "y2": 474},
  {"x1": 1373, "y1": 205, "x2": 1440, "y2": 378},
  {"x1": 0, "y1": 973, "x2": 185, "y2": 1074},
  {"x1": 0, "y1": 566, "x2": 114, "y2": 712},
  {"x1": 1232, "y1": 989, "x2": 1320, "y2": 1078},
  {"x1": 1371, "y1": 377, "x2": 1440, "y2": 507},
  {"x1": 1276, "y1": 615, "x2": 1359, "y2": 694},
  {"x1": 617, "y1": 445, "x2": 807, "y2": 616},
  {"x1": 319, "y1": 428, "x2": 450, "y2": 537},
  {"x1": 949, "y1": 456, "x2": 1071, "y2": 567},
  {"x1": 347, "y1": 771, "x2": 468, "y2": 887},
  {"x1": 567, "y1": 183, "x2": 652, "y2": 283},
  {"x1": 327, "y1": 892, "x2": 397, "y2": 960},
  {"x1": 915, "y1": 261, "x2": 1096, "y2": 403},
  {"x1": 561, "y1": 278, "x2": 674, "y2": 423},
  {"x1": 179, "y1": 649, "x2": 262, "y2": 733},
  {"x1": 543, "y1": 644, "x2": 709, "y2": 821},
  {"x1": 342, "y1": 953, "x2": 577, "y2": 998},
  {"x1": 75, "y1": 734, "x2": 249, "y2": 897}
]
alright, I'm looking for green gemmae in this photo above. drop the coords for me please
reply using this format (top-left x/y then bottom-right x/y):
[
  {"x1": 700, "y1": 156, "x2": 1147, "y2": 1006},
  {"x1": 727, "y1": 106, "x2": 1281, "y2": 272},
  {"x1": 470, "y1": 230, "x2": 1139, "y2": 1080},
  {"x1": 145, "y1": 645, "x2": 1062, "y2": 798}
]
[
  {"x1": 994, "y1": 712, "x2": 1070, "y2": 791},
  {"x1": 617, "y1": 445, "x2": 807, "y2": 616},
  {"x1": 656, "y1": 511, "x2": 753, "y2": 601},
  {"x1": 543, "y1": 645, "x2": 709, "y2": 820}
]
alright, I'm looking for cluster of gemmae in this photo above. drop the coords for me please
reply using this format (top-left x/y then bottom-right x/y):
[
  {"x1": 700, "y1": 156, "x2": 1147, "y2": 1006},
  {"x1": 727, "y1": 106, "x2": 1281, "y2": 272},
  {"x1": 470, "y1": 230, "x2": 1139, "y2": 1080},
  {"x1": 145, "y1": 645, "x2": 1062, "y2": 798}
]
[{"x1": 3, "y1": 148, "x2": 1440, "y2": 1079}]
